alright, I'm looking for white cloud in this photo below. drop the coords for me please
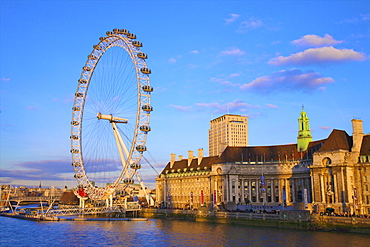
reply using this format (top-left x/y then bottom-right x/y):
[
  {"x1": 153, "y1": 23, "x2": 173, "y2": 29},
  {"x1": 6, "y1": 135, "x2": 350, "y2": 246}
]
[
  {"x1": 225, "y1": 14, "x2": 240, "y2": 25},
  {"x1": 266, "y1": 104, "x2": 279, "y2": 109},
  {"x1": 237, "y1": 18, "x2": 264, "y2": 33},
  {"x1": 229, "y1": 73, "x2": 241, "y2": 78},
  {"x1": 269, "y1": 46, "x2": 366, "y2": 66},
  {"x1": 195, "y1": 100, "x2": 260, "y2": 113},
  {"x1": 190, "y1": 50, "x2": 199, "y2": 54},
  {"x1": 291, "y1": 34, "x2": 343, "y2": 47},
  {"x1": 219, "y1": 47, "x2": 245, "y2": 56},
  {"x1": 1, "y1": 77, "x2": 10, "y2": 82},
  {"x1": 169, "y1": 57, "x2": 177, "y2": 63},
  {"x1": 240, "y1": 68, "x2": 334, "y2": 94},
  {"x1": 168, "y1": 104, "x2": 191, "y2": 112}
]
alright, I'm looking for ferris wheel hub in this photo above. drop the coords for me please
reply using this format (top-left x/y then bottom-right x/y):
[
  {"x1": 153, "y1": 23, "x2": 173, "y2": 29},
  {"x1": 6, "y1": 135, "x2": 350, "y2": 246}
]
[{"x1": 97, "y1": 113, "x2": 128, "y2": 123}]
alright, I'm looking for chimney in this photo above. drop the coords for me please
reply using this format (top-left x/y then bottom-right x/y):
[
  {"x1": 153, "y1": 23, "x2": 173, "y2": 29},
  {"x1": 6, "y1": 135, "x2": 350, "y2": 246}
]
[
  {"x1": 351, "y1": 119, "x2": 364, "y2": 153},
  {"x1": 188, "y1": 150, "x2": 194, "y2": 167},
  {"x1": 178, "y1": 155, "x2": 183, "y2": 161},
  {"x1": 170, "y1": 153, "x2": 176, "y2": 169},
  {"x1": 198, "y1": 148, "x2": 204, "y2": 165}
]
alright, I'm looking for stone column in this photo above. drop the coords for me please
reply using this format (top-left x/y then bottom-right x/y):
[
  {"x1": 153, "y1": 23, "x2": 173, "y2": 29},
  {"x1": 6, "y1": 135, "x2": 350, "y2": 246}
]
[
  {"x1": 256, "y1": 178, "x2": 260, "y2": 203},
  {"x1": 333, "y1": 174, "x2": 338, "y2": 203},
  {"x1": 248, "y1": 179, "x2": 252, "y2": 202},
  {"x1": 320, "y1": 174, "x2": 326, "y2": 203},
  {"x1": 271, "y1": 179, "x2": 274, "y2": 203},
  {"x1": 241, "y1": 179, "x2": 245, "y2": 204},
  {"x1": 285, "y1": 179, "x2": 291, "y2": 204},
  {"x1": 291, "y1": 178, "x2": 296, "y2": 203}
]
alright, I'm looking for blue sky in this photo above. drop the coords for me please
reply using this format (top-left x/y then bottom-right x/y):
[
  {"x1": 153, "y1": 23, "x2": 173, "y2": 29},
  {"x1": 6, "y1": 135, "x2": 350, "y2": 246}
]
[{"x1": 1, "y1": 1, "x2": 369, "y2": 189}]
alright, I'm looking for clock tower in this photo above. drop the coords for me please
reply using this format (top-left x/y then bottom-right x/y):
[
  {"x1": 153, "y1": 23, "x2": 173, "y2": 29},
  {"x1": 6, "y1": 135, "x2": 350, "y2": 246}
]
[{"x1": 297, "y1": 106, "x2": 312, "y2": 152}]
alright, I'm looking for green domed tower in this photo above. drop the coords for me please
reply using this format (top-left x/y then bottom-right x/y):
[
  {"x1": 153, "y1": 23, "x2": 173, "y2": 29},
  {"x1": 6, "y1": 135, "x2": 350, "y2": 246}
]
[{"x1": 297, "y1": 106, "x2": 312, "y2": 152}]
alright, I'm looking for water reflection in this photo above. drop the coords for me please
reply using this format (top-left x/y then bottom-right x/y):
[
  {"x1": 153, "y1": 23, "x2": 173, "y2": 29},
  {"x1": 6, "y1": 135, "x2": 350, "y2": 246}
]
[{"x1": 0, "y1": 217, "x2": 369, "y2": 246}]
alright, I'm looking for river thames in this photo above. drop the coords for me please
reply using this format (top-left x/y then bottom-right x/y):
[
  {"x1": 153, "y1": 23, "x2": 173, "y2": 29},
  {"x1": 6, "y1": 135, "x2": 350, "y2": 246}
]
[{"x1": 0, "y1": 217, "x2": 369, "y2": 246}]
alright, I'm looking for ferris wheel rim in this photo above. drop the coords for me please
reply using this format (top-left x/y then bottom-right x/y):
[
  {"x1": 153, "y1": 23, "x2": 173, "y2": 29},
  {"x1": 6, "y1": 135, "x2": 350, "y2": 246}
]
[{"x1": 70, "y1": 29, "x2": 152, "y2": 199}]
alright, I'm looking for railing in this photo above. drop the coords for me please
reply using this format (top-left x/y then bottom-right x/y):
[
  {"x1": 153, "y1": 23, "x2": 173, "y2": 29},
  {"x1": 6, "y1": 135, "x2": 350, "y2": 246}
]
[
  {"x1": 6, "y1": 196, "x2": 61, "y2": 202},
  {"x1": 214, "y1": 211, "x2": 279, "y2": 220},
  {"x1": 45, "y1": 206, "x2": 125, "y2": 217}
]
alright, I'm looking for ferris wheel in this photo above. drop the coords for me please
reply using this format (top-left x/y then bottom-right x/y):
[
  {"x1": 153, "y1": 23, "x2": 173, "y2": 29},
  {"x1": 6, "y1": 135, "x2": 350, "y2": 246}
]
[{"x1": 70, "y1": 29, "x2": 153, "y2": 200}]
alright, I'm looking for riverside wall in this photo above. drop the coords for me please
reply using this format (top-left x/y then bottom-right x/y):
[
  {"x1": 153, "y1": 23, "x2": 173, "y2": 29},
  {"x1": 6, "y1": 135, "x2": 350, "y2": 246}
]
[{"x1": 139, "y1": 208, "x2": 370, "y2": 234}]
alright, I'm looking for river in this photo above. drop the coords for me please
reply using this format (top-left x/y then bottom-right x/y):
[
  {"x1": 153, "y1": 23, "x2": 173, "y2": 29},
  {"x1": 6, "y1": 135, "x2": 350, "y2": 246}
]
[{"x1": 0, "y1": 217, "x2": 369, "y2": 246}]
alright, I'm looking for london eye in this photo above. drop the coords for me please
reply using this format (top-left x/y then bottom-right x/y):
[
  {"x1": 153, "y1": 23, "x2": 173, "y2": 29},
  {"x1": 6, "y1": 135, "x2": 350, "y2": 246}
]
[{"x1": 70, "y1": 29, "x2": 153, "y2": 200}]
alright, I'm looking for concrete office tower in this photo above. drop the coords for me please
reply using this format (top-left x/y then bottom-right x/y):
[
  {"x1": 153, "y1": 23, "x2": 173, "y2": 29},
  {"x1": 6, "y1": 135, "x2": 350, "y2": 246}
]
[{"x1": 208, "y1": 114, "x2": 248, "y2": 156}]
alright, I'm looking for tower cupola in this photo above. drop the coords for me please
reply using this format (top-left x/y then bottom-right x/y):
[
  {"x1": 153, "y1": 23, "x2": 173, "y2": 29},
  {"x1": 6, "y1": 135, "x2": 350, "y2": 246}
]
[{"x1": 297, "y1": 106, "x2": 312, "y2": 152}]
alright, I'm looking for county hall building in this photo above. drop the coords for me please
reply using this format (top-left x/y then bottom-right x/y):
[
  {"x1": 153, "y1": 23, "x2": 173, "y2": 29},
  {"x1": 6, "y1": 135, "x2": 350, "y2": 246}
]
[{"x1": 155, "y1": 111, "x2": 370, "y2": 215}]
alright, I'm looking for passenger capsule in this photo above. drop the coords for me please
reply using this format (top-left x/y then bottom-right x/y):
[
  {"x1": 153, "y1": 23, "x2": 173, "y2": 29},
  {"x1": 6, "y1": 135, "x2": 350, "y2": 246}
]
[
  {"x1": 88, "y1": 55, "x2": 97, "y2": 60},
  {"x1": 72, "y1": 162, "x2": 81, "y2": 167},
  {"x1": 72, "y1": 107, "x2": 80, "y2": 111},
  {"x1": 130, "y1": 163, "x2": 141, "y2": 170},
  {"x1": 117, "y1": 29, "x2": 129, "y2": 35},
  {"x1": 136, "y1": 145, "x2": 147, "y2": 152},
  {"x1": 106, "y1": 31, "x2": 114, "y2": 36},
  {"x1": 70, "y1": 135, "x2": 79, "y2": 140},
  {"x1": 142, "y1": 85, "x2": 153, "y2": 92},
  {"x1": 93, "y1": 45, "x2": 102, "y2": 50},
  {"x1": 123, "y1": 178, "x2": 134, "y2": 184},
  {"x1": 142, "y1": 105, "x2": 153, "y2": 112},
  {"x1": 70, "y1": 149, "x2": 80, "y2": 153},
  {"x1": 141, "y1": 68, "x2": 151, "y2": 74},
  {"x1": 78, "y1": 79, "x2": 87, "y2": 84},
  {"x1": 71, "y1": 121, "x2": 79, "y2": 126},
  {"x1": 83, "y1": 66, "x2": 92, "y2": 71},
  {"x1": 113, "y1": 28, "x2": 119, "y2": 33},
  {"x1": 75, "y1": 92, "x2": 84, "y2": 97},
  {"x1": 99, "y1": 37, "x2": 107, "y2": 42},
  {"x1": 140, "y1": 125, "x2": 151, "y2": 132},
  {"x1": 74, "y1": 174, "x2": 83, "y2": 179},
  {"x1": 132, "y1": 41, "x2": 142, "y2": 47},
  {"x1": 126, "y1": 33, "x2": 136, "y2": 39},
  {"x1": 137, "y1": 53, "x2": 147, "y2": 59}
]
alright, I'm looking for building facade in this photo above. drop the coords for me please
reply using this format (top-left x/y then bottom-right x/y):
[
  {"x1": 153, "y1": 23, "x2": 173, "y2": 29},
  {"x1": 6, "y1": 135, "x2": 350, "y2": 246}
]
[
  {"x1": 310, "y1": 119, "x2": 370, "y2": 215},
  {"x1": 208, "y1": 114, "x2": 248, "y2": 156},
  {"x1": 156, "y1": 113, "x2": 370, "y2": 215}
]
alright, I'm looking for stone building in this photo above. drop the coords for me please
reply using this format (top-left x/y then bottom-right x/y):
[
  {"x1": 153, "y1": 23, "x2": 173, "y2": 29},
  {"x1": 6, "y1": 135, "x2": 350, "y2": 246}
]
[
  {"x1": 310, "y1": 119, "x2": 370, "y2": 215},
  {"x1": 156, "y1": 111, "x2": 370, "y2": 215}
]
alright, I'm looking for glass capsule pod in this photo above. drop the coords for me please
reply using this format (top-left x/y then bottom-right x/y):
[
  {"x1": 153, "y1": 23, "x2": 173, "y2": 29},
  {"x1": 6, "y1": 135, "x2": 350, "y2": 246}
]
[
  {"x1": 142, "y1": 105, "x2": 153, "y2": 112},
  {"x1": 72, "y1": 162, "x2": 81, "y2": 167},
  {"x1": 88, "y1": 55, "x2": 97, "y2": 60},
  {"x1": 75, "y1": 92, "x2": 84, "y2": 97},
  {"x1": 70, "y1": 149, "x2": 80, "y2": 153},
  {"x1": 126, "y1": 33, "x2": 136, "y2": 39},
  {"x1": 74, "y1": 174, "x2": 83, "y2": 179},
  {"x1": 142, "y1": 85, "x2": 153, "y2": 92},
  {"x1": 113, "y1": 28, "x2": 119, "y2": 33},
  {"x1": 99, "y1": 37, "x2": 107, "y2": 42},
  {"x1": 70, "y1": 135, "x2": 79, "y2": 140},
  {"x1": 106, "y1": 31, "x2": 114, "y2": 36},
  {"x1": 123, "y1": 178, "x2": 134, "y2": 184},
  {"x1": 141, "y1": 67, "x2": 151, "y2": 74},
  {"x1": 136, "y1": 145, "x2": 147, "y2": 152},
  {"x1": 83, "y1": 66, "x2": 92, "y2": 71},
  {"x1": 78, "y1": 79, "x2": 87, "y2": 84},
  {"x1": 71, "y1": 121, "x2": 79, "y2": 126},
  {"x1": 130, "y1": 163, "x2": 141, "y2": 170},
  {"x1": 137, "y1": 53, "x2": 148, "y2": 59},
  {"x1": 93, "y1": 45, "x2": 102, "y2": 50},
  {"x1": 140, "y1": 125, "x2": 151, "y2": 132},
  {"x1": 132, "y1": 41, "x2": 143, "y2": 47},
  {"x1": 72, "y1": 107, "x2": 80, "y2": 111},
  {"x1": 116, "y1": 29, "x2": 129, "y2": 35}
]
